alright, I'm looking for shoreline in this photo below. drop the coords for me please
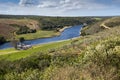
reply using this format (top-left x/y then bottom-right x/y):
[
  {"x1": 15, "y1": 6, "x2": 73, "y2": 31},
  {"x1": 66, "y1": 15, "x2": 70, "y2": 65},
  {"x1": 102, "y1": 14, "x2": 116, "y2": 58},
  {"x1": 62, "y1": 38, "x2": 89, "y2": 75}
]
[
  {"x1": 0, "y1": 26, "x2": 72, "y2": 44},
  {"x1": 0, "y1": 25, "x2": 81, "y2": 50},
  {"x1": 0, "y1": 36, "x2": 81, "y2": 51},
  {"x1": 59, "y1": 26, "x2": 72, "y2": 32},
  {"x1": 18, "y1": 26, "x2": 72, "y2": 41}
]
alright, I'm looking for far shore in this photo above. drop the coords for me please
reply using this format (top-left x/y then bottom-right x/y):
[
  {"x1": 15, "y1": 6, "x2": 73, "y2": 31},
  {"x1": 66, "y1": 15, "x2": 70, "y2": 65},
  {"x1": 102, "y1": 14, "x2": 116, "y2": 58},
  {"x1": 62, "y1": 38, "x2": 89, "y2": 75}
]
[
  {"x1": 17, "y1": 26, "x2": 72, "y2": 41},
  {"x1": 59, "y1": 26, "x2": 72, "y2": 32}
]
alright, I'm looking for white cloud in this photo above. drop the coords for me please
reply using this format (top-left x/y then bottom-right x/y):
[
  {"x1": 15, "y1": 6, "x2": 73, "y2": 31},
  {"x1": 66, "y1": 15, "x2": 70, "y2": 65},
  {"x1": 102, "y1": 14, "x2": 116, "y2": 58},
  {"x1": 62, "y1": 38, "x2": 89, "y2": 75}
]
[
  {"x1": 37, "y1": 1, "x2": 57, "y2": 8},
  {"x1": 18, "y1": 0, "x2": 108, "y2": 10},
  {"x1": 0, "y1": 0, "x2": 119, "y2": 16},
  {"x1": 19, "y1": 0, "x2": 39, "y2": 6}
]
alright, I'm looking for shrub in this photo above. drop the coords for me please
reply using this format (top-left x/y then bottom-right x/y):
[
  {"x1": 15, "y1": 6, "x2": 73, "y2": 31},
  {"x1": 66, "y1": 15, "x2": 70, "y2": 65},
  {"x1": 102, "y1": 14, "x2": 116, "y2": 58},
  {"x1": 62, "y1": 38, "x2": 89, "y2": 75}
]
[
  {"x1": 0, "y1": 35, "x2": 6, "y2": 45},
  {"x1": 16, "y1": 26, "x2": 36, "y2": 35}
]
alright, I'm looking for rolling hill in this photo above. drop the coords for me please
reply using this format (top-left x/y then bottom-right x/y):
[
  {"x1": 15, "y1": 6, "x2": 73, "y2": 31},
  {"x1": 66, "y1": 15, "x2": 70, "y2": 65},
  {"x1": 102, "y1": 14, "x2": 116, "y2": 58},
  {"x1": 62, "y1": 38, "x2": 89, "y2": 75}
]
[
  {"x1": 0, "y1": 18, "x2": 39, "y2": 40},
  {"x1": 81, "y1": 17, "x2": 120, "y2": 36}
]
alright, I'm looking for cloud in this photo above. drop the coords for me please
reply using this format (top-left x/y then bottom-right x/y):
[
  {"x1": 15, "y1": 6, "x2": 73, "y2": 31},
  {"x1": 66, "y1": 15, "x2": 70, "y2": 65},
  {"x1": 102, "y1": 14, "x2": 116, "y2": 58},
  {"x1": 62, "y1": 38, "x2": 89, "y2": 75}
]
[
  {"x1": 37, "y1": 1, "x2": 57, "y2": 8},
  {"x1": 19, "y1": 0, "x2": 39, "y2": 6},
  {"x1": 0, "y1": 0, "x2": 119, "y2": 16},
  {"x1": 19, "y1": 0, "x2": 108, "y2": 10}
]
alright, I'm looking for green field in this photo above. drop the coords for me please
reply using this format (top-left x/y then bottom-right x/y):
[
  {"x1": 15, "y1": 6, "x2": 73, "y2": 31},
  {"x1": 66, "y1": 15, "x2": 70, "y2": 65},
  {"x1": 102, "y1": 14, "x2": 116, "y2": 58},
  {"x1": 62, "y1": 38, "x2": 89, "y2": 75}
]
[
  {"x1": 16, "y1": 30, "x2": 60, "y2": 40},
  {"x1": 0, "y1": 40, "x2": 72, "y2": 61}
]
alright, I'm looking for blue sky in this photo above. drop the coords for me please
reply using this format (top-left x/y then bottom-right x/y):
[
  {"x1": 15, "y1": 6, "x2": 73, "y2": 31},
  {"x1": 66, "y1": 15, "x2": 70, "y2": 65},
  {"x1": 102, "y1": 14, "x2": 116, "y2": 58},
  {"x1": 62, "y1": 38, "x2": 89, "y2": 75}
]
[{"x1": 0, "y1": 0, "x2": 120, "y2": 16}]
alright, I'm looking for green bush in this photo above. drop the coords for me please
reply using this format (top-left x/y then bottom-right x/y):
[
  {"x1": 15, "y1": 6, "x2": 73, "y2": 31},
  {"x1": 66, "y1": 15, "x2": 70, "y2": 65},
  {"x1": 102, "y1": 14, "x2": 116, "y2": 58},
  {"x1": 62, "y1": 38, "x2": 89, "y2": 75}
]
[
  {"x1": 0, "y1": 35, "x2": 6, "y2": 45},
  {"x1": 16, "y1": 26, "x2": 36, "y2": 35}
]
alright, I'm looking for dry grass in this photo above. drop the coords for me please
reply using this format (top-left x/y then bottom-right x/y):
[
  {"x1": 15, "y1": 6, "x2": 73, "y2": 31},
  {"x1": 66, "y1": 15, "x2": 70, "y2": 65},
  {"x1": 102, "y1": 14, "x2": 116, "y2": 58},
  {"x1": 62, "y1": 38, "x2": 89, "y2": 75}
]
[
  {"x1": 0, "y1": 18, "x2": 40, "y2": 40},
  {"x1": 0, "y1": 19, "x2": 39, "y2": 29},
  {"x1": 0, "y1": 23, "x2": 16, "y2": 39}
]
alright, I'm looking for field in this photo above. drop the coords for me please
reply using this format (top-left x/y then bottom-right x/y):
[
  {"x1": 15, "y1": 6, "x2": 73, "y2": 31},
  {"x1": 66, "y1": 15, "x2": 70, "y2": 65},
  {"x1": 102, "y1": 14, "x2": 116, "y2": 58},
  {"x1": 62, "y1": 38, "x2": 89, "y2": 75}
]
[
  {"x1": 0, "y1": 40, "x2": 72, "y2": 61},
  {"x1": 16, "y1": 30, "x2": 60, "y2": 40}
]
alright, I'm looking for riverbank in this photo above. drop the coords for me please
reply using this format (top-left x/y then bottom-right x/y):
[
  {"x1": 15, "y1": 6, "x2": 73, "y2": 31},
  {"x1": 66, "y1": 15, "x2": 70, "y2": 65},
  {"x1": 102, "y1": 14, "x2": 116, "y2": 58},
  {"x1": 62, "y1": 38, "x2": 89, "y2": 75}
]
[
  {"x1": 15, "y1": 30, "x2": 60, "y2": 40},
  {"x1": 0, "y1": 26, "x2": 72, "y2": 45},
  {"x1": 0, "y1": 25, "x2": 81, "y2": 50},
  {"x1": 0, "y1": 39, "x2": 73, "y2": 61},
  {"x1": 15, "y1": 26, "x2": 72, "y2": 40},
  {"x1": 59, "y1": 26, "x2": 72, "y2": 32}
]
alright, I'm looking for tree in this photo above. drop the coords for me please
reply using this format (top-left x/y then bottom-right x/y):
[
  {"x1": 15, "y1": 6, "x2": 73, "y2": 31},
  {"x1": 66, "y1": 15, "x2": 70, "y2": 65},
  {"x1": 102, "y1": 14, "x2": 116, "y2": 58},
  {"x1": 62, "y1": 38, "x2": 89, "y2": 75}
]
[
  {"x1": 11, "y1": 38, "x2": 18, "y2": 49},
  {"x1": 19, "y1": 37, "x2": 25, "y2": 43},
  {"x1": 0, "y1": 35, "x2": 6, "y2": 45}
]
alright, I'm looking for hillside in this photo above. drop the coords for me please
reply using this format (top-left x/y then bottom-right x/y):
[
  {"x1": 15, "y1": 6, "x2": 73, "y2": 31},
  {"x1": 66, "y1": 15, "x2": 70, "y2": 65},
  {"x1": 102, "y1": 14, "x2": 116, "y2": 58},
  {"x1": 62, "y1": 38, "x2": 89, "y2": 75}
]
[
  {"x1": 0, "y1": 18, "x2": 39, "y2": 40},
  {"x1": 81, "y1": 17, "x2": 120, "y2": 36},
  {"x1": 0, "y1": 23, "x2": 16, "y2": 39},
  {"x1": 0, "y1": 17, "x2": 120, "y2": 80},
  {"x1": 0, "y1": 19, "x2": 39, "y2": 29}
]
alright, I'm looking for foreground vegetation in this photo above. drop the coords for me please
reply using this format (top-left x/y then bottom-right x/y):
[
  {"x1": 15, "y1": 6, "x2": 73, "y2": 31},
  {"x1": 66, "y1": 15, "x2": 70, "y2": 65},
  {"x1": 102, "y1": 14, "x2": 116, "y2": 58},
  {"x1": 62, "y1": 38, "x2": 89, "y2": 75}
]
[{"x1": 0, "y1": 17, "x2": 120, "y2": 80}]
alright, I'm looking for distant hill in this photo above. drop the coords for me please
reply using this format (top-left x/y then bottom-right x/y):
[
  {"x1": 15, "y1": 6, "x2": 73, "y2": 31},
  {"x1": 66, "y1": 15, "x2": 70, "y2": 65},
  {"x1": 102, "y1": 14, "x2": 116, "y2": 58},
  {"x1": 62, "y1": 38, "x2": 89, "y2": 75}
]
[
  {"x1": 81, "y1": 17, "x2": 120, "y2": 36},
  {"x1": 0, "y1": 18, "x2": 39, "y2": 40}
]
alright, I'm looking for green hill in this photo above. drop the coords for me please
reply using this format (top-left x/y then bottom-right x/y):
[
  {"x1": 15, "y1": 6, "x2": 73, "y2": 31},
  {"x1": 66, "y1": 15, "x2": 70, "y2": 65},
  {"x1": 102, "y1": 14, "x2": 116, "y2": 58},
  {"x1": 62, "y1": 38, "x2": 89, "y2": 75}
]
[
  {"x1": 0, "y1": 17, "x2": 120, "y2": 80},
  {"x1": 81, "y1": 17, "x2": 120, "y2": 36}
]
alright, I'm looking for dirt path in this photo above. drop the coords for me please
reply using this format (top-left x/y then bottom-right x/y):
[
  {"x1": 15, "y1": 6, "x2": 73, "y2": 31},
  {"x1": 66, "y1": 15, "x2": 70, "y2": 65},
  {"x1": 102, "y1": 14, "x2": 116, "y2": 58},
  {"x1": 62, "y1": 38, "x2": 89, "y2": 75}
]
[
  {"x1": 0, "y1": 51, "x2": 19, "y2": 55},
  {"x1": 100, "y1": 23, "x2": 111, "y2": 29}
]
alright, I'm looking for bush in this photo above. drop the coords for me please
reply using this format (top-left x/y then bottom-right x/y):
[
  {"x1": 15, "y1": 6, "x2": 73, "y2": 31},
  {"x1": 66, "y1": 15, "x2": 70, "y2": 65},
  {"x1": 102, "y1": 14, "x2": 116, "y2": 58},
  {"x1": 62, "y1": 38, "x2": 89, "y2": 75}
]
[
  {"x1": 0, "y1": 35, "x2": 6, "y2": 45},
  {"x1": 16, "y1": 26, "x2": 36, "y2": 35},
  {"x1": 19, "y1": 37, "x2": 25, "y2": 42}
]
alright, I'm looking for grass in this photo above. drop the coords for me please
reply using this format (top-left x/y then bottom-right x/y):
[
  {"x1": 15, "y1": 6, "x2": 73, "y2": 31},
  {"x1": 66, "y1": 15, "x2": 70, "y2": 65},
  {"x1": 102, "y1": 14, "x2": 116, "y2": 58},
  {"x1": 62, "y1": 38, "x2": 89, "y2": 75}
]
[
  {"x1": 0, "y1": 40, "x2": 72, "y2": 61},
  {"x1": 0, "y1": 18, "x2": 39, "y2": 29},
  {"x1": 16, "y1": 30, "x2": 60, "y2": 40}
]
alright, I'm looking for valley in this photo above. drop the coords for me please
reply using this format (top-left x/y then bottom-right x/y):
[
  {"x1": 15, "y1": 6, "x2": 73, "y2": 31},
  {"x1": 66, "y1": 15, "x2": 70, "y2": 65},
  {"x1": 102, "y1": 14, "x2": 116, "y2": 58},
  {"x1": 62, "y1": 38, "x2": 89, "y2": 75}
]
[{"x1": 0, "y1": 16, "x2": 120, "y2": 80}]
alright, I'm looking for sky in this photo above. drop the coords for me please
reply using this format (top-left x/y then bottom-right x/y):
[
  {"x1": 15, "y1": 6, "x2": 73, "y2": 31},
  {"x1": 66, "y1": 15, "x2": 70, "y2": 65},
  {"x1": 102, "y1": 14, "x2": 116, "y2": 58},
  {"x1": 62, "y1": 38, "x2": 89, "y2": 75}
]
[{"x1": 0, "y1": 0, "x2": 120, "y2": 16}]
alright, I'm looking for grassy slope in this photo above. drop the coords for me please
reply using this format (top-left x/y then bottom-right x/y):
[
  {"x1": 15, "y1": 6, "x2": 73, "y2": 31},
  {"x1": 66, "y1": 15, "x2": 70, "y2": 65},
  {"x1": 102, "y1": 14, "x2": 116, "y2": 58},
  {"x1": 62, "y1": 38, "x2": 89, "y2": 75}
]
[
  {"x1": 0, "y1": 19, "x2": 39, "y2": 29},
  {"x1": 0, "y1": 40, "x2": 72, "y2": 61},
  {"x1": 0, "y1": 18, "x2": 60, "y2": 40},
  {"x1": 16, "y1": 30, "x2": 60, "y2": 40},
  {"x1": 81, "y1": 17, "x2": 120, "y2": 36},
  {"x1": 0, "y1": 23, "x2": 16, "y2": 40}
]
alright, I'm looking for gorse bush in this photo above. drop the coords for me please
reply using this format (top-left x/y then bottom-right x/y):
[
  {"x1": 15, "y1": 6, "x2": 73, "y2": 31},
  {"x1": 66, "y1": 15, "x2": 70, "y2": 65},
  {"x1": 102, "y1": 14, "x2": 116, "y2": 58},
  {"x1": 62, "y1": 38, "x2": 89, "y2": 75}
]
[
  {"x1": 16, "y1": 26, "x2": 36, "y2": 35},
  {"x1": 81, "y1": 37, "x2": 120, "y2": 80},
  {"x1": 0, "y1": 36, "x2": 120, "y2": 80}
]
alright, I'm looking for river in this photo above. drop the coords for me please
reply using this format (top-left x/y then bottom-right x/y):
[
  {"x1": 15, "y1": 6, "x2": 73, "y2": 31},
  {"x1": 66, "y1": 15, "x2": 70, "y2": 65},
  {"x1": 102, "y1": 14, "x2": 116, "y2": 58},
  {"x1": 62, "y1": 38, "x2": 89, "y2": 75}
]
[{"x1": 0, "y1": 25, "x2": 82, "y2": 50}]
